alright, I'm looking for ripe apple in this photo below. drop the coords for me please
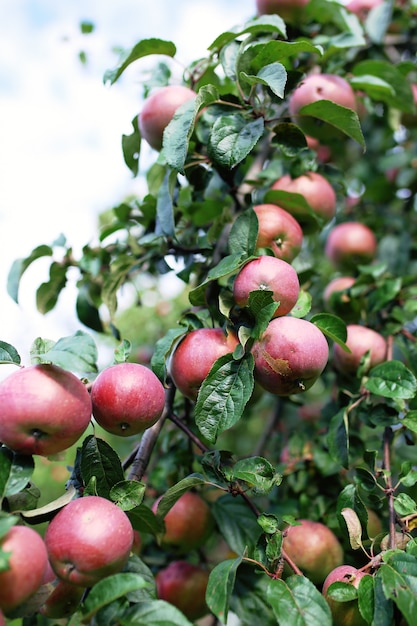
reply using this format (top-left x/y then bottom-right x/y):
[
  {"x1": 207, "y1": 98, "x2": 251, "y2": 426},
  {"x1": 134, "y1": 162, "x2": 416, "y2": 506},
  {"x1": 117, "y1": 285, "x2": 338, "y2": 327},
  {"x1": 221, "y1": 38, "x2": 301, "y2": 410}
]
[
  {"x1": 282, "y1": 519, "x2": 344, "y2": 584},
  {"x1": 256, "y1": 0, "x2": 310, "y2": 22},
  {"x1": 323, "y1": 276, "x2": 359, "y2": 322},
  {"x1": 322, "y1": 564, "x2": 370, "y2": 626},
  {"x1": 252, "y1": 316, "x2": 329, "y2": 396},
  {"x1": 153, "y1": 491, "x2": 214, "y2": 552},
  {"x1": 139, "y1": 85, "x2": 196, "y2": 151},
  {"x1": 40, "y1": 580, "x2": 85, "y2": 618},
  {"x1": 45, "y1": 495, "x2": 134, "y2": 587},
  {"x1": 156, "y1": 560, "x2": 209, "y2": 621},
  {"x1": 325, "y1": 221, "x2": 377, "y2": 269},
  {"x1": 346, "y1": 0, "x2": 383, "y2": 21},
  {"x1": 169, "y1": 327, "x2": 239, "y2": 400},
  {"x1": 253, "y1": 203, "x2": 303, "y2": 262},
  {"x1": 289, "y1": 73, "x2": 357, "y2": 140},
  {"x1": 91, "y1": 362, "x2": 165, "y2": 437},
  {"x1": 0, "y1": 364, "x2": 92, "y2": 457},
  {"x1": 270, "y1": 171, "x2": 337, "y2": 232},
  {"x1": 0, "y1": 525, "x2": 49, "y2": 615},
  {"x1": 305, "y1": 135, "x2": 332, "y2": 162},
  {"x1": 332, "y1": 324, "x2": 387, "y2": 375},
  {"x1": 233, "y1": 256, "x2": 300, "y2": 317}
]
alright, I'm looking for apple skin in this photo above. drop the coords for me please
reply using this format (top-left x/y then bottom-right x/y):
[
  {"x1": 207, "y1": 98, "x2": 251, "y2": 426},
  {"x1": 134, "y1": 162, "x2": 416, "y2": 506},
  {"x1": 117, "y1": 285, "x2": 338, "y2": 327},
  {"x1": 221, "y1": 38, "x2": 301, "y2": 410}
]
[
  {"x1": 139, "y1": 85, "x2": 196, "y2": 151},
  {"x1": 254, "y1": 204, "x2": 303, "y2": 262},
  {"x1": 325, "y1": 221, "x2": 377, "y2": 269},
  {"x1": 153, "y1": 491, "x2": 214, "y2": 552},
  {"x1": 45, "y1": 495, "x2": 134, "y2": 587},
  {"x1": 346, "y1": 0, "x2": 383, "y2": 21},
  {"x1": 233, "y1": 256, "x2": 300, "y2": 317},
  {"x1": 271, "y1": 171, "x2": 336, "y2": 232},
  {"x1": 322, "y1": 565, "x2": 370, "y2": 626},
  {"x1": 289, "y1": 73, "x2": 357, "y2": 140},
  {"x1": 169, "y1": 328, "x2": 239, "y2": 400},
  {"x1": 0, "y1": 364, "x2": 92, "y2": 457},
  {"x1": 156, "y1": 560, "x2": 209, "y2": 621},
  {"x1": 256, "y1": 0, "x2": 310, "y2": 22},
  {"x1": 252, "y1": 316, "x2": 329, "y2": 396},
  {"x1": 0, "y1": 525, "x2": 49, "y2": 615},
  {"x1": 91, "y1": 362, "x2": 165, "y2": 437},
  {"x1": 283, "y1": 519, "x2": 344, "y2": 585},
  {"x1": 333, "y1": 324, "x2": 387, "y2": 375}
]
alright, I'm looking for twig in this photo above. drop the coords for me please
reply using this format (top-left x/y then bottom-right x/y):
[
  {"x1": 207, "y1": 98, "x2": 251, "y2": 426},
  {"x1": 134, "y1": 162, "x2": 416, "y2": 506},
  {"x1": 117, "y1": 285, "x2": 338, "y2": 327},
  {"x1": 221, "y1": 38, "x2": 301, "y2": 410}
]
[
  {"x1": 382, "y1": 426, "x2": 397, "y2": 550},
  {"x1": 168, "y1": 412, "x2": 210, "y2": 453}
]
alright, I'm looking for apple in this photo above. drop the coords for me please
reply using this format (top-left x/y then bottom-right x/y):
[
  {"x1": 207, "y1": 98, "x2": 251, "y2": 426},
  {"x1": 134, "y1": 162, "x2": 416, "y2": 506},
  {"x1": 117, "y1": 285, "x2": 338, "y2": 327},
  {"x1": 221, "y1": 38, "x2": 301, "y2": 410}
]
[
  {"x1": 346, "y1": 0, "x2": 383, "y2": 21},
  {"x1": 322, "y1": 564, "x2": 370, "y2": 626},
  {"x1": 0, "y1": 364, "x2": 92, "y2": 457},
  {"x1": 323, "y1": 276, "x2": 359, "y2": 322},
  {"x1": 282, "y1": 519, "x2": 344, "y2": 584},
  {"x1": 40, "y1": 580, "x2": 85, "y2": 618},
  {"x1": 332, "y1": 324, "x2": 387, "y2": 375},
  {"x1": 156, "y1": 560, "x2": 209, "y2": 621},
  {"x1": 289, "y1": 73, "x2": 357, "y2": 140},
  {"x1": 252, "y1": 316, "x2": 329, "y2": 396},
  {"x1": 270, "y1": 171, "x2": 337, "y2": 231},
  {"x1": 153, "y1": 491, "x2": 214, "y2": 552},
  {"x1": 169, "y1": 327, "x2": 239, "y2": 400},
  {"x1": 233, "y1": 256, "x2": 300, "y2": 317},
  {"x1": 91, "y1": 362, "x2": 165, "y2": 437},
  {"x1": 0, "y1": 525, "x2": 49, "y2": 615},
  {"x1": 253, "y1": 203, "x2": 303, "y2": 262},
  {"x1": 305, "y1": 135, "x2": 332, "y2": 162},
  {"x1": 139, "y1": 85, "x2": 196, "y2": 151},
  {"x1": 45, "y1": 495, "x2": 134, "y2": 587},
  {"x1": 256, "y1": 0, "x2": 310, "y2": 23},
  {"x1": 325, "y1": 221, "x2": 377, "y2": 269}
]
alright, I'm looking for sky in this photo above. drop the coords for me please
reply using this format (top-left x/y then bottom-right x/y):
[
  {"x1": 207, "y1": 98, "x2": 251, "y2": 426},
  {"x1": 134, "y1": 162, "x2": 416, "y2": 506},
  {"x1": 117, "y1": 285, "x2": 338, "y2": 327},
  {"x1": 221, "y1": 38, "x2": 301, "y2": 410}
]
[{"x1": 0, "y1": 0, "x2": 255, "y2": 366}]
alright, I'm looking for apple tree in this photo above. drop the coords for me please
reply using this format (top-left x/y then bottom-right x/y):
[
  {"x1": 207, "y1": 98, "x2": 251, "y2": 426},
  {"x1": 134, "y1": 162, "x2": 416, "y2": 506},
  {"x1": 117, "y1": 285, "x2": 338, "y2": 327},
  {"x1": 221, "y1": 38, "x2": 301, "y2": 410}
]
[{"x1": 1, "y1": 0, "x2": 417, "y2": 624}]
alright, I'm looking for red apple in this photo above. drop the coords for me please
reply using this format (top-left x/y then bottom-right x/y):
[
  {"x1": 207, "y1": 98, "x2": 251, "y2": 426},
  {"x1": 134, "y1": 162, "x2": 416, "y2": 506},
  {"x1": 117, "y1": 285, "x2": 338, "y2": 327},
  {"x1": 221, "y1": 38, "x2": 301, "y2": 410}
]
[
  {"x1": 256, "y1": 0, "x2": 310, "y2": 22},
  {"x1": 346, "y1": 0, "x2": 383, "y2": 21},
  {"x1": 289, "y1": 73, "x2": 357, "y2": 140},
  {"x1": 323, "y1": 276, "x2": 356, "y2": 307},
  {"x1": 0, "y1": 525, "x2": 49, "y2": 615},
  {"x1": 332, "y1": 324, "x2": 387, "y2": 375},
  {"x1": 40, "y1": 580, "x2": 85, "y2": 618},
  {"x1": 169, "y1": 327, "x2": 239, "y2": 400},
  {"x1": 323, "y1": 564, "x2": 370, "y2": 626},
  {"x1": 156, "y1": 561, "x2": 209, "y2": 621},
  {"x1": 233, "y1": 256, "x2": 300, "y2": 317},
  {"x1": 253, "y1": 204, "x2": 303, "y2": 262},
  {"x1": 139, "y1": 85, "x2": 196, "y2": 151},
  {"x1": 252, "y1": 316, "x2": 329, "y2": 396},
  {"x1": 271, "y1": 171, "x2": 337, "y2": 231},
  {"x1": 91, "y1": 362, "x2": 165, "y2": 437},
  {"x1": 325, "y1": 221, "x2": 377, "y2": 269},
  {"x1": 0, "y1": 364, "x2": 92, "y2": 457},
  {"x1": 153, "y1": 491, "x2": 214, "y2": 552},
  {"x1": 45, "y1": 495, "x2": 134, "y2": 587},
  {"x1": 306, "y1": 135, "x2": 332, "y2": 162},
  {"x1": 323, "y1": 276, "x2": 358, "y2": 321},
  {"x1": 282, "y1": 519, "x2": 344, "y2": 584}
]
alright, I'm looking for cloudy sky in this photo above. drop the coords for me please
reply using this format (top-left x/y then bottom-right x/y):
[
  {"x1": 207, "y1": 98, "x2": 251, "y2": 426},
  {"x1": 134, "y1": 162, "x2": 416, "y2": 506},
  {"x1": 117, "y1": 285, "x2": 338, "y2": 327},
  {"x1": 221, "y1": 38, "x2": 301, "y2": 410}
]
[{"x1": 0, "y1": 0, "x2": 255, "y2": 364}]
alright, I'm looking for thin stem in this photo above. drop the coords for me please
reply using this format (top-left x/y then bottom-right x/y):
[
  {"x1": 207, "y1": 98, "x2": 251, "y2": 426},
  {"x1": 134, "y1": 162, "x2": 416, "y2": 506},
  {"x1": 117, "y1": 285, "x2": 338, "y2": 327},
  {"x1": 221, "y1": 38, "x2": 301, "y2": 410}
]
[
  {"x1": 382, "y1": 426, "x2": 397, "y2": 550},
  {"x1": 168, "y1": 412, "x2": 210, "y2": 453}
]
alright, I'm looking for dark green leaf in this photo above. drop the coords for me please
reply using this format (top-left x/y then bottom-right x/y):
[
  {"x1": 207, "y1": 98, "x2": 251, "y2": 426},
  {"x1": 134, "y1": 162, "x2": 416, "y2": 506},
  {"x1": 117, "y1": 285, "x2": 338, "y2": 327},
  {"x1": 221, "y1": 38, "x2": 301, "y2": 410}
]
[
  {"x1": 297, "y1": 100, "x2": 365, "y2": 146},
  {"x1": 0, "y1": 448, "x2": 34, "y2": 499},
  {"x1": 153, "y1": 474, "x2": 207, "y2": 520},
  {"x1": 206, "y1": 556, "x2": 243, "y2": 623},
  {"x1": 0, "y1": 342, "x2": 21, "y2": 366},
  {"x1": 104, "y1": 39, "x2": 176, "y2": 85},
  {"x1": 122, "y1": 116, "x2": 141, "y2": 177},
  {"x1": 76, "y1": 285, "x2": 104, "y2": 333},
  {"x1": 250, "y1": 40, "x2": 322, "y2": 72},
  {"x1": 240, "y1": 62, "x2": 287, "y2": 98},
  {"x1": 208, "y1": 115, "x2": 264, "y2": 169},
  {"x1": 127, "y1": 504, "x2": 165, "y2": 536},
  {"x1": 310, "y1": 313, "x2": 348, "y2": 349},
  {"x1": 212, "y1": 494, "x2": 263, "y2": 555},
  {"x1": 7, "y1": 244, "x2": 53, "y2": 303},
  {"x1": 327, "y1": 409, "x2": 349, "y2": 469},
  {"x1": 336, "y1": 484, "x2": 368, "y2": 540},
  {"x1": 248, "y1": 290, "x2": 280, "y2": 340},
  {"x1": 155, "y1": 169, "x2": 176, "y2": 237},
  {"x1": 380, "y1": 551, "x2": 417, "y2": 624},
  {"x1": 82, "y1": 573, "x2": 149, "y2": 621},
  {"x1": 373, "y1": 573, "x2": 394, "y2": 626},
  {"x1": 121, "y1": 599, "x2": 194, "y2": 625},
  {"x1": 364, "y1": 361, "x2": 417, "y2": 399},
  {"x1": 402, "y1": 410, "x2": 417, "y2": 434},
  {"x1": 151, "y1": 327, "x2": 187, "y2": 382},
  {"x1": 228, "y1": 209, "x2": 258, "y2": 257},
  {"x1": 267, "y1": 575, "x2": 332, "y2": 626},
  {"x1": 394, "y1": 493, "x2": 417, "y2": 517},
  {"x1": 80, "y1": 436, "x2": 125, "y2": 499},
  {"x1": 352, "y1": 60, "x2": 414, "y2": 112},
  {"x1": 36, "y1": 261, "x2": 67, "y2": 314},
  {"x1": 357, "y1": 573, "x2": 375, "y2": 624},
  {"x1": 102, "y1": 255, "x2": 139, "y2": 319},
  {"x1": 189, "y1": 253, "x2": 246, "y2": 306},
  {"x1": 227, "y1": 456, "x2": 282, "y2": 495},
  {"x1": 110, "y1": 481, "x2": 146, "y2": 511}
]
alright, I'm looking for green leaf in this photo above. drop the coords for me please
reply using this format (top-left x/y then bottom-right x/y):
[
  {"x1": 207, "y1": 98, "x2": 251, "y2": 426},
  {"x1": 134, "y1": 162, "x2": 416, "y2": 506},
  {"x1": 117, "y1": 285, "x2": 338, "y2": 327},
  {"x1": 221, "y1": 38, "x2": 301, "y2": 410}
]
[
  {"x1": 189, "y1": 253, "x2": 246, "y2": 306},
  {"x1": 31, "y1": 330, "x2": 98, "y2": 373},
  {"x1": 250, "y1": 40, "x2": 322, "y2": 72},
  {"x1": 357, "y1": 573, "x2": 375, "y2": 624},
  {"x1": 36, "y1": 261, "x2": 67, "y2": 314},
  {"x1": 0, "y1": 448, "x2": 34, "y2": 499},
  {"x1": 208, "y1": 15, "x2": 286, "y2": 51},
  {"x1": 153, "y1": 475, "x2": 208, "y2": 520},
  {"x1": 127, "y1": 504, "x2": 165, "y2": 536},
  {"x1": 121, "y1": 599, "x2": 194, "y2": 625},
  {"x1": 352, "y1": 60, "x2": 414, "y2": 112},
  {"x1": 208, "y1": 115, "x2": 264, "y2": 169},
  {"x1": 267, "y1": 575, "x2": 332, "y2": 626},
  {"x1": 82, "y1": 573, "x2": 149, "y2": 621},
  {"x1": 151, "y1": 326, "x2": 187, "y2": 382},
  {"x1": 155, "y1": 169, "x2": 176, "y2": 237},
  {"x1": 0, "y1": 342, "x2": 21, "y2": 366},
  {"x1": 122, "y1": 116, "x2": 141, "y2": 177},
  {"x1": 336, "y1": 484, "x2": 368, "y2": 541},
  {"x1": 76, "y1": 285, "x2": 104, "y2": 333},
  {"x1": 326, "y1": 581, "x2": 358, "y2": 602},
  {"x1": 7, "y1": 244, "x2": 53, "y2": 303},
  {"x1": 394, "y1": 493, "x2": 417, "y2": 517},
  {"x1": 373, "y1": 573, "x2": 394, "y2": 626},
  {"x1": 110, "y1": 481, "x2": 146, "y2": 511},
  {"x1": 262, "y1": 189, "x2": 321, "y2": 231},
  {"x1": 212, "y1": 494, "x2": 263, "y2": 555},
  {"x1": 0, "y1": 514, "x2": 19, "y2": 541},
  {"x1": 103, "y1": 39, "x2": 176, "y2": 85},
  {"x1": 327, "y1": 409, "x2": 349, "y2": 469},
  {"x1": 247, "y1": 290, "x2": 279, "y2": 340},
  {"x1": 402, "y1": 410, "x2": 417, "y2": 434},
  {"x1": 195, "y1": 353, "x2": 255, "y2": 444},
  {"x1": 80, "y1": 436, "x2": 125, "y2": 499},
  {"x1": 206, "y1": 556, "x2": 243, "y2": 624},
  {"x1": 364, "y1": 361, "x2": 417, "y2": 399},
  {"x1": 102, "y1": 255, "x2": 140, "y2": 319},
  {"x1": 310, "y1": 313, "x2": 348, "y2": 349},
  {"x1": 290, "y1": 290, "x2": 312, "y2": 319},
  {"x1": 228, "y1": 209, "x2": 258, "y2": 257},
  {"x1": 297, "y1": 100, "x2": 365, "y2": 146},
  {"x1": 365, "y1": 0, "x2": 393, "y2": 43},
  {"x1": 380, "y1": 551, "x2": 417, "y2": 624},
  {"x1": 240, "y1": 62, "x2": 287, "y2": 98},
  {"x1": 227, "y1": 456, "x2": 282, "y2": 495}
]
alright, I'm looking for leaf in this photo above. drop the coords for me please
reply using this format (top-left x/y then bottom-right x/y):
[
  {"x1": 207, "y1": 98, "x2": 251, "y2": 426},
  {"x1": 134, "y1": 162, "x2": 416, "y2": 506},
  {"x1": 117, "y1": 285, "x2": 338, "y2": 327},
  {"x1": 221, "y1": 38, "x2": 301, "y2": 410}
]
[
  {"x1": 227, "y1": 456, "x2": 282, "y2": 495},
  {"x1": 0, "y1": 342, "x2": 21, "y2": 366},
  {"x1": 120, "y1": 599, "x2": 194, "y2": 625},
  {"x1": 250, "y1": 40, "x2": 322, "y2": 71},
  {"x1": 267, "y1": 575, "x2": 332, "y2": 626},
  {"x1": 122, "y1": 116, "x2": 141, "y2": 177},
  {"x1": 327, "y1": 409, "x2": 349, "y2": 469},
  {"x1": 290, "y1": 290, "x2": 312, "y2": 319},
  {"x1": 206, "y1": 556, "x2": 243, "y2": 623},
  {"x1": 247, "y1": 290, "x2": 280, "y2": 340},
  {"x1": 36, "y1": 261, "x2": 67, "y2": 314},
  {"x1": 189, "y1": 253, "x2": 247, "y2": 306},
  {"x1": 110, "y1": 481, "x2": 146, "y2": 511},
  {"x1": 103, "y1": 39, "x2": 176, "y2": 85},
  {"x1": 102, "y1": 255, "x2": 140, "y2": 319},
  {"x1": 297, "y1": 100, "x2": 365, "y2": 147},
  {"x1": 20, "y1": 484, "x2": 77, "y2": 524},
  {"x1": 380, "y1": 551, "x2": 417, "y2": 624},
  {"x1": 208, "y1": 15, "x2": 287, "y2": 51},
  {"x1": 352, "y1": 59, "x2": 414, "y2": 112},
  {"x1": 7, "y1": 244, "x2": 53, "y2": 303},
  {"x1": 31, "y1": 330, "x2": 98, "y2": 373},
  {"x1": 0, "y1": 448, "x2": 34, "y2": 500},
  {"x1": 211, "y1": 494, "x2": 263, "y2": 555},
  {"x1": 195, "y1": 353, "x2": 255, "y2": 444},
  {"x1": 336, "y1": 484, "x2": 368, "y2": 541},
  {"x1": 394, "y1": 493, "x2": 417, "y2": 517},
  {"x1": 151, "y1": 326, "x2": 187, "y2": 382},
  {"x1": 228, "y1": 209, "x2": 258, "y2": 257},
  {"x1": 402, "y1": 410, "x2": 417, "y2": 434},
  {"x1": 310, "y1": 313, "x2": 348, "y2": 349},
  {"x1": 80, "y1": 436, "x2": 125, "y2": 499},
  {"x1": 364, "y1": 361, "x2": 417, "y2": 399},
  {"x1": 82, "y1": 573, "x2": 149, "y2": 621},
  {"x1": 357, "y1": 573, "x2": 375, "y2": 624},
  {"x1": 365, "y1": 0, "x2": 393, "y2": 43},
  {"x1": 208, "y1": 115, "x2": 264, "y2": 169},
  {"x1": 340, "y1": 507, "x2": 364, "y2": 550},
  {"x1": 153, "y1": 474, "x2": 208, "y2": 520},
  {"x1": 155, "y1": 168, "x2": 176, "y2": 237},
  {"x1": 240, "y1": 62, "x2": 287, "y2": 99},
  {"x1": 127, "y1": 504, "x2": 165, "y2": 536}
]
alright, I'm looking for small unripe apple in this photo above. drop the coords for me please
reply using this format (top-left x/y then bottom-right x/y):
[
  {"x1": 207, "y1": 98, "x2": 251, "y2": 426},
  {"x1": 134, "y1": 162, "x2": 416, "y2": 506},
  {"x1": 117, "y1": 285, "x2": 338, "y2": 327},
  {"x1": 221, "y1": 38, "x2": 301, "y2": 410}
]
[
  {"x1": 256, "y1": 0, "x2": 310, "y2": 23},
  {"x1": 283, "y1": 519, "x2": 344, "y2": 584},
  {"x1": 233, "y1": 256, "x2": 300, "y2": 317},
  {"x1": 169, "y1": 328, "x2": 239, "y2": 400},
  {"x1": 325, "y1": 221, "x2": 377, "y2": 269},
  {"x1": 139, "y1": 85, "x2": 196, "y2": 151},
  {"x1": 156, "y1": 560, "x2": 209, "y2": 621},
  {"x1": 153, "y1": 491, "x2": 214, "y2": 552},
  {"x1": 322, "y1": 564, "x2": 370, "y2": 626},
  {"x1": 252, "y1": 316, "x2": 329, "y2": 396},
  {"x1": 332, "y1": 324, "x2": 387, "y2": 375},
  {"x1": 253, "y1": 204, "x2": 303, "y2": 262},
  {"x1": 45, "y1": 495, "x2": 134, "y2": 587},
  {"x1": 0, "y1": 364, "x2": 92, "y2": 457},
  {"x1": 91, "y1": 362, "x2": 165, "y2": 436},
  {"x1": 0, "y1": 525, "x2": 49, "y2": 615}
]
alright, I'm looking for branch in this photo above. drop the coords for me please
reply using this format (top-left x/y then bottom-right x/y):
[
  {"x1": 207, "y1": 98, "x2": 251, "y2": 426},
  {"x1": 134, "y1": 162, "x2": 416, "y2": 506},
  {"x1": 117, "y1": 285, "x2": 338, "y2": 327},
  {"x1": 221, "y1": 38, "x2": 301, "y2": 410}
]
[{"x1": 382, "y1": 426, "x2": 397, "y2": 551}]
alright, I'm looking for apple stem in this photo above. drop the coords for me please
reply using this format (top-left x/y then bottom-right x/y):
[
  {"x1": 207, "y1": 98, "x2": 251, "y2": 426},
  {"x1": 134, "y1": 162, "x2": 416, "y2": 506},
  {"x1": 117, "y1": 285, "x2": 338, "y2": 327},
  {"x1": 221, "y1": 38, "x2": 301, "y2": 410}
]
[{"x1": 281, "y1": 546, "x2": 304, "y2": 577}]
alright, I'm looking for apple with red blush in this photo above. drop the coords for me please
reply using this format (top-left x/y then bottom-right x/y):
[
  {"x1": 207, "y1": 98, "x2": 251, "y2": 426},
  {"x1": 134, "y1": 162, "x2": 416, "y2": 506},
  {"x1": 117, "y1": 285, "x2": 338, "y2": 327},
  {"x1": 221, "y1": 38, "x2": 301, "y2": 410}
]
[
  {"x1": 253, "y1": 204, "x2": 303, "y2": 262},
  {"x1": 325, "y1": 221, "x2": 377, "y2": 269},
  {"x1": 322, "y1": 564, "x2": 371, "y2": 626},
  {"x1": 332, "y1": 324, "x2": 387, "y2": 375},
  {"x1": 323, "y1": 276, "x2": 359, "y2": 322},
  {"x1": 156, "y1": 560, "x2": 209, "y2": 621}
]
